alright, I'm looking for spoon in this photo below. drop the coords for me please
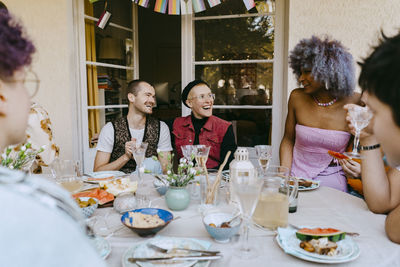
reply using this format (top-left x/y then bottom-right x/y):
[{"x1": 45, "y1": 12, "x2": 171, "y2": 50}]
[{"x1": 220, "y1": 213, "x2": 241, "y2": 227}]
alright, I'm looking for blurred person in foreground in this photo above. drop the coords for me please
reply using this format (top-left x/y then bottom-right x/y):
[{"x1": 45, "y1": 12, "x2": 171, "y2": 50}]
[
  {"x1": 343, "y1": 32, "x2": 400, "y2": 243},
  {"x1": 280, "y1": 36, "x2": 360, "y2": 192},
  {"x1": 0, "y1": 10, "x2": 106, "y2": 266}
]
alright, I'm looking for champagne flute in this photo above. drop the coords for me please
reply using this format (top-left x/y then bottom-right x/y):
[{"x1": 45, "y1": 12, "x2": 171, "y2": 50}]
[
  {"x1": 193, "y1": 145, "x2": 210, "y2": 169},
  {"x1": 132, "y1": 142, "x2": 148, "y2": 184},
  {"x1": 231, "y1": 172, "x2": 263, "y2": 258},
  {"x1": 344, "y1": 106, "x2": 373, "y2": 159},
  {"x1": 181, "y1": 145, "x2": 195, "y2": 162},
  {"x1": 255, "y1": 145, "x2": 272, "y2": 176}
]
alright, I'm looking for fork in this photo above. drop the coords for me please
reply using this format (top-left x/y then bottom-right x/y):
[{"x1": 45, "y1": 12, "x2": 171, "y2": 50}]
[
  {"x1": 289, "y1": 224, "x2": 360, "y2": 237},
  {"x1": 147, "y1": 243, "x2": 221, "y2": 255}
]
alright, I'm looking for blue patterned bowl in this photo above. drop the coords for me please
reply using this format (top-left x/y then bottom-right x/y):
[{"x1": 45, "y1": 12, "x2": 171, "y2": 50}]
[
  {"x1": 77, "y1": 197, "x2": 98, "y2": 218},
  {"x1": 121, "y1": 208, "x2": 173, "y2": 237},
  {"x1": 203, "y1": 212, "x2": 242, "y2": 243}
]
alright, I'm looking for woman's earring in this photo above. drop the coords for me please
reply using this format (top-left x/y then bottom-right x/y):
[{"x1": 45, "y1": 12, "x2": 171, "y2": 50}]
[{"x1": 325, "y1": 81, "x2": 329, "y2": 90}]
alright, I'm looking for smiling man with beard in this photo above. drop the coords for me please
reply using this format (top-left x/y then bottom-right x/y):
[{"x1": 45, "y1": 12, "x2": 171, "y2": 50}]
[
  {"x1": 170, "y1": 80, "x2": 236, "y2": 170},
  {"x1": 94, "y1": 80, "x2": 172, "y2": 173}
]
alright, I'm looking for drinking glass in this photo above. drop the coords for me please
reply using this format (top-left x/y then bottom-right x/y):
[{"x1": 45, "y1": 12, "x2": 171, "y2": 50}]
[
  {"x1": 255, "y1": 145, "x2": 272, "y2": 176},
  {"x1": 132, "y1": 142, "x2": 148, "y2": 184},
  {"x1": 181, "y1": 145, "x2": 195, "y2": 161},
  {"x1": 51, "y1": 159, "x2": 82, "y2": 193},
  {"x1": 193, "y1": 145, "x2": 210, "y2": 169},
  {"x1": 344, "y1": 106, "x2": 373, "y2": 159},
  {"x1": 231, "y1": 171, "x2": 263, "y2": 258}
]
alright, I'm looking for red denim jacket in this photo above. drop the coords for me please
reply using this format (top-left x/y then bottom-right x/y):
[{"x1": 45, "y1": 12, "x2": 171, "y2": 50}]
[{"x1": 172, "y1": 115, "x2": 231, "y2": 169}]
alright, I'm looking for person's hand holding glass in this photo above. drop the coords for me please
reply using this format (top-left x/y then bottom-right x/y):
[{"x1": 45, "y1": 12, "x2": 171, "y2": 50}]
[
  {"x1": 255, "y1": 145, "x2": 272, "y2": 176},
  {"x1": 132, "y1": 142, "x2": 148, "y2": 184},
  {"x1": 343, "y1": 105, "x2": 373, "y2": 159}
]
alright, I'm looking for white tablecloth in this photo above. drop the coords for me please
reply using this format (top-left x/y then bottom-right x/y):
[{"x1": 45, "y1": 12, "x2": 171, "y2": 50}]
[{"x1": 92, "y1": 176, "x2": 400, "y2": 266}]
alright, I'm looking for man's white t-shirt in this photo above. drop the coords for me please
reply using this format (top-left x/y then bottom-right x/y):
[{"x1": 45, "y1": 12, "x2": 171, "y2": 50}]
[{"x1": 97, "y1": 120, "x2": 172, "y2": 153}]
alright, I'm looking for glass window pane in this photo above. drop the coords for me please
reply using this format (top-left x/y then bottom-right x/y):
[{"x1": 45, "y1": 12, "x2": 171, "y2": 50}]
[
  {"x1": 195, "y1": 16, "x2": 274, "y2": 61},
  {"x1": 195, "y1": 0, "x2": 275, "y2": 17},
  {"x1": 195, "y1": 63, "x2": 273, "y2": 106},
  {"x1": 213, "y1": 109, "x2": 271, "y2": 146}
]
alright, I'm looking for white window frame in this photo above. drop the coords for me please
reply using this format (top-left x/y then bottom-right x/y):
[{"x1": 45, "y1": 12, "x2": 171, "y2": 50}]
[
  {"x1": 181, "y1": 0, "x2": 288, "y2": 164},
  {"x1": 75, "y1": 0, "x2": 139, "y2": 172}
]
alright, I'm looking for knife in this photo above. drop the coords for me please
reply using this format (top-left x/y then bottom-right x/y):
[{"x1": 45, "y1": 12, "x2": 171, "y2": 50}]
[{"x1": 128, "y1": 255, "x2": 222, "y2": 263}]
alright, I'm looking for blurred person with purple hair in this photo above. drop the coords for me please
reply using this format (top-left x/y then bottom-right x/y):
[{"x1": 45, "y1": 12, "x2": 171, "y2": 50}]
[
  {"x1": 280, "y1": 36, "x2": 360, "y2": 192},
  {"x1": 0, "y1": 10, "x2": 106, "y2": 266}
]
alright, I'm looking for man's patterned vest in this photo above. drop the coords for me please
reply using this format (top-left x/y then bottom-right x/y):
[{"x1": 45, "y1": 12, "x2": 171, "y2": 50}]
[{"x1": 110, "y1": 116, "x2": 160, "y2": 173}]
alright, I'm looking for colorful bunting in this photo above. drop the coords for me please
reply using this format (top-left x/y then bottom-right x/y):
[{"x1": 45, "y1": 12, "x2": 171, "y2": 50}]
[
  {"x1": 169, "y1": 0, "x2": 180, "y2": 15},
  {"x1": 242, "y1": 0, "x2": 255, "y2": 10},
  {"x1": 154, "y1": 0, "x2": 168, "y2": 13},
  {"x1": 192, "y1": 0, "x2": 205, "y2": 13},
  {"x1": 138, "y1": 0, "x2": 150, "y2": 8},
  {"x1": 207, "y1": 0, "x2": 220, "y2": 8}
]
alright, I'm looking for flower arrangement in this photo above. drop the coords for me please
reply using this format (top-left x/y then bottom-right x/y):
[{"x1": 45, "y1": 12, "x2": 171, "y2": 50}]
[
  {"x1": 164, "y1": 153, "x2": 200, "y2": 187},
  {"x1": 1, "y1": 142, "x2": 44, "y2": 171}
]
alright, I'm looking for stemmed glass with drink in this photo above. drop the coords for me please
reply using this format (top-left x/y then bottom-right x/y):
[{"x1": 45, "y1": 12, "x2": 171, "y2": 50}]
[
  {"x1": 181, "y1": 145, "x2": 195, "y2": 162},
  {"x1": 230, "y1": 171, "x2": 263, "y2": 258},
  {"x1": 344, "y1": 106, "x2": 373, "y2": 159},
  {"x1": 193, "y1": 145, "x2": 210, "y2": 169},
  {"x1": 132, "y1": 142, "x2": 148, "y2": 184},
  {"x1": 255, "y1": 145, "x2": 272, "y2": 176}
]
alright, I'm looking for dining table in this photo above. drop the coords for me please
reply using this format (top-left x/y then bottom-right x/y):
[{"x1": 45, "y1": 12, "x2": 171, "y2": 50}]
[{"x1": 88, "y1": 174, "x2": 400, "y2": 266}]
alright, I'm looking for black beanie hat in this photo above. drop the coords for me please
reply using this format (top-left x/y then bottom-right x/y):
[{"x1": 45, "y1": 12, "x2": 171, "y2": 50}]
[{"x1": 181, "y1": 80, "x2": 209, "y2": 108}]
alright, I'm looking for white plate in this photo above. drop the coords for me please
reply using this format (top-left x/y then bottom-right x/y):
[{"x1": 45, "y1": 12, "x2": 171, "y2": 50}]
[
  {"x1": 91, "y1": 236, "x2": 111, "y2": 260},
  {"x1": 276, "y1": 229, "x2": 360, "y2": 264},
  {"x1": 83, "y1": 171, "x2": 126, "y2": 182},
  {"x1": 122, "y1": 238, "x2": 211, "y2": 267}
]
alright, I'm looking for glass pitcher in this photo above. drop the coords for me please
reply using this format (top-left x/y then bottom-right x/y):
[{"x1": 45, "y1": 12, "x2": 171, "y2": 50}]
[
  {"x1": 50, "y1": 159, "x2": 82, "y2": 193},
  {"x1": 252, "y1": 165, "x2": 298, "y2": 230}
]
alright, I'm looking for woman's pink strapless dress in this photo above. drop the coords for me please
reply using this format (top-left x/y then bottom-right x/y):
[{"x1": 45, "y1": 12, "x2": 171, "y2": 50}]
[{"x1": 291, "y1": 124, "x2": 351, "y2": 192}]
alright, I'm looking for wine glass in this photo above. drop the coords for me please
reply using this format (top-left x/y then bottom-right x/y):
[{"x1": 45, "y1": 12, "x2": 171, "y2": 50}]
[
  {"x1": 193, "y1": 145, "x2": 210, "y2": 169},
  {"x1": 181, "y1": 145, "x2": 195, "y2": 162},
  {"x1": 255, "y1": 145, "x2": 272, "y2": 176},
  {"x1": 344, "y1": 106, "x2": 373, "y2": 159},
  {"x1": 231, "y1": 171, "x2": 263, "y2": 258},
  {"x1": 132, "y1": 142, "x2": 148, "y2": 184}
]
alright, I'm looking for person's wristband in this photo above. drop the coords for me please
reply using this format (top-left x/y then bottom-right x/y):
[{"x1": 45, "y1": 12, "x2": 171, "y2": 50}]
[{"x1": 359, "y1": 144, "x2": 380, "y2": 151}]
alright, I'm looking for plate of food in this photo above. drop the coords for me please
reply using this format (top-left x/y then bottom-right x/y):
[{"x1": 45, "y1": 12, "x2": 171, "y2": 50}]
[
  {"x1": 122, "y1": 237, "x2": 212, "y2": 267},
  {"x1": 290, "y1": 178, "x2": 320, "y2": 191},
  {"x1": 99, "y1": 178, "x2": 138, "y2": 196},
  {"x1": 276, "y1": 227, "x2": 360, "y2": 264},
  {"x1": 83, "y1": 171, "x2": 126, "y2": 183}
]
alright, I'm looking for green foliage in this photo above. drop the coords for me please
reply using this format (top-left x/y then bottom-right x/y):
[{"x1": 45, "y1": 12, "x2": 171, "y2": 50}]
[
  {"x1": 163, "y1": 154, "x2": 200, "y2": 187},
  {"x1": 1, "y1": 143, "x2": 44, "y2": 171}
]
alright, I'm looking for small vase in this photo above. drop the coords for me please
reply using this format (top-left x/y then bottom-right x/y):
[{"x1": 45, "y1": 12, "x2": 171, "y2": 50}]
[{"x1": 165, "y1": 186, "x2": 190, "y2": 211}]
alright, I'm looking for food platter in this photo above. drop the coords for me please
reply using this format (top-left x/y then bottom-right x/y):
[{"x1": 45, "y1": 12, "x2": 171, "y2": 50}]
[
  {"x1": 276, "y1": 228, "x2": 360, "y2": 264},
  {"x1": 290, "y1": 178, "x2": 320, "y2": 191},
  {"x1": 83, "y1": 171, "x2": 126, "y2": 183}
]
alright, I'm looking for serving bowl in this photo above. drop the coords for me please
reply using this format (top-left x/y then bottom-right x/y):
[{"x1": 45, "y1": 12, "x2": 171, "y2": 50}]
[
  {"x1": 76, "y1": 197, "x2": 98, "y2": 218},
  {"x1": 121, "y1": 208, "x2": 173, "y2": 237},
  {"x1": 203, "y1": 212, "x2": 242, "y2": 243},
  {"x1": 153, "y1": 177, "x2": 169, "y2": 195}
]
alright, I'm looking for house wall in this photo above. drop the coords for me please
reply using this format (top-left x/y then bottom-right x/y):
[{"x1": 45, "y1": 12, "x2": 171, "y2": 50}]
[
  {"x1": 287, "y1": 0, "x2": 400, "y2": 95},
  {"x1": 4, "y1": 0, "x2": 78, "y2": 162}
]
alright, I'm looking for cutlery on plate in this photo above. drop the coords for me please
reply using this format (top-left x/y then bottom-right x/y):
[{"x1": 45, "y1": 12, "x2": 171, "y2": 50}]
[
  {"x1": 147, "y1": 243, "x2": 220, "y2": 255},
  {"x1": 289, "y1": 224, "x2": 360, "y2": 237},
  {"x1": 128, "y1": 255, "x2": 222, "y2": 263}
]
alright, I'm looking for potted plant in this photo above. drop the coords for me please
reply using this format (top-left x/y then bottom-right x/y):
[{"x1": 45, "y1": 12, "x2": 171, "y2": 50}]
[{"x1": 164, "y1": 154, "x2": 199, "y2": 211}]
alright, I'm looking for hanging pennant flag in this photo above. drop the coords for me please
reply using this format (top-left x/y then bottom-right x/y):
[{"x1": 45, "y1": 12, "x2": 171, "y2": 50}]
[
  {"x1": 242, "y1": 0, "x2": 255, "y2": 10},
  {"x1": 181, "y1": 0, "x2": 192, "y2": 15},
  {"x1": 192, "y1": 0, "x2": 205, "y2": 13},
  {"x1": 207, "y1": 0, "x2": 220, "y2": 8},
  {"x1": 138, "y1": 0, "x2": 150, "y2": 8},
  {"x1": 154, "y1": 0, "x2": 168, "y2": 13},
  {"x1": 168, "y1": 0, "x2": 180, "y2": 14}
]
